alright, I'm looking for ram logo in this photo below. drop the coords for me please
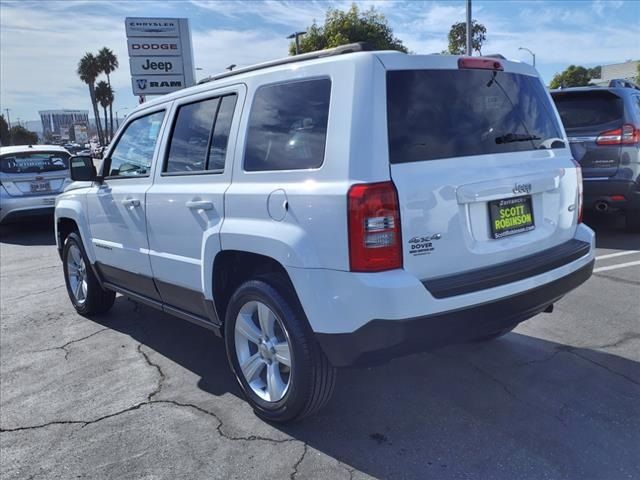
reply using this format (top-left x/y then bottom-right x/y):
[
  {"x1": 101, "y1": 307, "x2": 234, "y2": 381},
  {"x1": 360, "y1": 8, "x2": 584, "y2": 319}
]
[{"x1": 136, "y1": 79, "x2": 147, "y2": 90}]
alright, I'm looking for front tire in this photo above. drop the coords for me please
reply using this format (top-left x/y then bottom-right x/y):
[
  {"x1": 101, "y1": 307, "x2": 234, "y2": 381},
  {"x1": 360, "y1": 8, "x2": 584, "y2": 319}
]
[
  {"x1": 224, "y1": 276, "x2": 336, "y2": 423},
  {"x1": 62, "y1": 232, "x2": 115, "y2": 316}
]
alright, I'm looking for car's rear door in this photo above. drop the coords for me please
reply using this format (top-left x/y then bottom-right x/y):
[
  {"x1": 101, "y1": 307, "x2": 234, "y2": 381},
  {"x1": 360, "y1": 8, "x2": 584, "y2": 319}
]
[
  {"x1": 380, "y1": 55, "x2": 580, "y2": 283},
  {"x1": 145, "y1": 85, "x2": 244, "y2": 320},
  {"x1": 551, "y1": 90, "x2": 624, "y2": 178}
]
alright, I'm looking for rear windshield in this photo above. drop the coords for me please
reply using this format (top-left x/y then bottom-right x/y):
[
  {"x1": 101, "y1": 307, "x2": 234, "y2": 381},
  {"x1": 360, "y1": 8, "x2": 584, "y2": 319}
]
[
  {"x1": 0, "y1": 151, "x2": 70, "y2": 174},
  {"x1": 387, "y1": 70, "x2": 564, "y2": 163},
  {"x1": 551, "y1": 91, "x2": 623, "y2": 129}
]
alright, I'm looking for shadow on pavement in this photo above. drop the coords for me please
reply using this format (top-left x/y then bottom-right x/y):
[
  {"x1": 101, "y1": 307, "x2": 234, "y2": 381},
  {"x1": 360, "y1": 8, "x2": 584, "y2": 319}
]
[
  {"x1": 95, "y1": 298, "x2": 640, "y2": 479},
  {"x1": 0, "y1": 217, "x2": 56, "y2": 246},
  {"x1": 584, "y1": 212, "x2": 640, "y2": 250}
]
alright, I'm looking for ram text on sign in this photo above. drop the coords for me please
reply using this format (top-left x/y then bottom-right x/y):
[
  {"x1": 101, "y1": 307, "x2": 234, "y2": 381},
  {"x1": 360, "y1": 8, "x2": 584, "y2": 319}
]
[
  {"x1": 128, "y1": 39, "x2": 182, "y2": 57},
  {"x1": 125, "y1": 18, "x2": 180, "y2": 37},
  {"x1": 132, "y1": 75, "x2": 186, "y2": 95},
  {"x1": 129, "y1": 56, "x2": 184, "y2": 75}
]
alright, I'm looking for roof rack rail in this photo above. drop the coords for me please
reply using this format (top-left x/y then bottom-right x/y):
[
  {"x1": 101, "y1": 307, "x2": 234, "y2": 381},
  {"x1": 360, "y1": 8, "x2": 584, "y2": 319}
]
[
  {"x1": 483, "y1": 54, "x2": 507, "y2": 60},
  {"x1": 608, "y1": 79, "x2": 640, "y2": 90},
  {"x1": 198, "y1": 42, "x2": 380, "y2": 85}
]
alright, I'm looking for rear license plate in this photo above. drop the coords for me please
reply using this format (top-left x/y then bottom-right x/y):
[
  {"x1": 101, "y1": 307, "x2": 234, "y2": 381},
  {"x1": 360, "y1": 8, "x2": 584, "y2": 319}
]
[
  {"x1": 489, "y1": 196, "x2": 535, "y2": 239},
  {"x1": 30, "y1": 181, "x2": 51, "y2": 193}
]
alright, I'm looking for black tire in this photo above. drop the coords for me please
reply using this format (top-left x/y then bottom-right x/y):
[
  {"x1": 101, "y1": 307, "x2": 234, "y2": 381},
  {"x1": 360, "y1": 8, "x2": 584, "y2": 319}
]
[
  {"x1": 224, "y1": 276, "x2": 336, "y2": 423},
  {"x1": 471, "y1": 325, "x2": 516, "y2": 342},
  {"x1": 62, "y1": 232, "x2": 115, "y2": 316},
  {"x1": 625, "y1": 209, "x2": 640, "y2": 233}
]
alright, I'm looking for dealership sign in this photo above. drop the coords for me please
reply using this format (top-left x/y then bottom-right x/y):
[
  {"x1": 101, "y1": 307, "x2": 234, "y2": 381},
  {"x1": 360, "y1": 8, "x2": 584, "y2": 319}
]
[{"x1": 125, "y1": 17, "x2": 195, "y2": 96}]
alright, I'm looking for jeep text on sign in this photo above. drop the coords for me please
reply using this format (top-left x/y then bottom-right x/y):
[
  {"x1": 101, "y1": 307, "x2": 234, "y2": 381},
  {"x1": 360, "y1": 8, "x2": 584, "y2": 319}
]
[
  {"x1": 131, "y1": 75, "x2": 186, "y2": 95},
  {"x1": 130, "y1": 56, "x2": 184, "y2": 75},
  {"x1": 127, "y1": 39, "x2": 182, "y2": 57}
]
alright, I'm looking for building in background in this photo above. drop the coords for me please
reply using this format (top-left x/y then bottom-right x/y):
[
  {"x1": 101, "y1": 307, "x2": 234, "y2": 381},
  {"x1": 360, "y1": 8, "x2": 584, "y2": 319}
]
[
  {"x1": 591, "y1": 60, "x2": 639, "y2": 86},
  {"x1": 38, "y1": 110, "x2": 89, "y2": 142}
]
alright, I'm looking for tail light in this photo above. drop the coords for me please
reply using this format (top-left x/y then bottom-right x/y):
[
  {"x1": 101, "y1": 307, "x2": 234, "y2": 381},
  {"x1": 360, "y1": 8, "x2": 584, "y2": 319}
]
[
  {"x1": 596, "y1": 124, "x2": 639, "y2": 145},
  {"x1": 348, "y1": 181, "x2": 402, "y2": 272},
  {"x1": 458, "y1": 57, "x2": 503, "y2": 71},
  {"x1": 571, "y1": 159, "x2": 583, "y2": 223}
]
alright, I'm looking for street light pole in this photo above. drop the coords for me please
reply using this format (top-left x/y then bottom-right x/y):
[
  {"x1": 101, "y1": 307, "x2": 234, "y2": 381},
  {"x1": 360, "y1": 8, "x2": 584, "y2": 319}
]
[
  {"x1": 287, "y1": 31, "x2": 307, "y2": 55},
  {"x1": 518, "y1": 47, "x2": 536, "y2": 67},
  {"x1": 466, "y1": 0, "x2": 472, "y2": 56}
]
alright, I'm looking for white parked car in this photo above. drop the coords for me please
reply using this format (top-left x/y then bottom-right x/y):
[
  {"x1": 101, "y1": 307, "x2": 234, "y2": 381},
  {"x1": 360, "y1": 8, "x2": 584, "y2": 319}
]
[
  {"x1": 55, "y1": 44, "x2": 595, "y2": 422},
  {"x1": 0, "y1": 144, "x2": 71, "y2": 223}
]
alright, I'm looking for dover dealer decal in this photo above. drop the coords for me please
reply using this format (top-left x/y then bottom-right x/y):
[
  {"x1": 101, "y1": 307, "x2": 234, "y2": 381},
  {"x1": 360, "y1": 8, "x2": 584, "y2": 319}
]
[{"x1": 408, "y1": 234, "x2": 441, "y2": 256}]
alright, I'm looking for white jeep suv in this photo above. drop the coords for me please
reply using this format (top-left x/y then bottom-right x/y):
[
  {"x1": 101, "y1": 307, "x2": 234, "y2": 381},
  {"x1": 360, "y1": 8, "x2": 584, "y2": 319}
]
[{"x1": 55, "y1": 45, "x2": 595, "y2": 422}]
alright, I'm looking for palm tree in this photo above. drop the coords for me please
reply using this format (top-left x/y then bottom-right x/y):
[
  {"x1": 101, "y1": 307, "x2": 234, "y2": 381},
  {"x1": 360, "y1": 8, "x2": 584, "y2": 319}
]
[
  {"x1": 77, "y1": 53, "x2": 104, "y2": 145},
  {"x1": 97, "y1": 47, "x2": 118, "y2": 141},
  {"x1": 95, "y1": 81, "x2": 113, "y2": 145}
]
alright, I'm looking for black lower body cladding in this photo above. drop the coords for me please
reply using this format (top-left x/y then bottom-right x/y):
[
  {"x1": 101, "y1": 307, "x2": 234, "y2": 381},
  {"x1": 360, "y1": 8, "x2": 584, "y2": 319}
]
[{"x1": 316, "y1": 260, "x2": 594, "y2": 367}]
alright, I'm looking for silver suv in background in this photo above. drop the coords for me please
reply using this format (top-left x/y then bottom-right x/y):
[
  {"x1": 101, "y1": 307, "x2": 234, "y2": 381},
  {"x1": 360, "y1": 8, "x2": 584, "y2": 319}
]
[{"x1": 0, "y1": 145, "x2": 72, "y2": 223}]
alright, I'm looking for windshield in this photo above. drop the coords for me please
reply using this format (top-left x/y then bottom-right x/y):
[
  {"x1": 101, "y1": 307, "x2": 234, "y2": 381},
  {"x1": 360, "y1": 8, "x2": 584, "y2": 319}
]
[
  {"x1": 387, "y1": 69, "x2": 565, "y2": 163},
  {"x1": 0, "y1": 151, "x2": 70, "y2": 174}
]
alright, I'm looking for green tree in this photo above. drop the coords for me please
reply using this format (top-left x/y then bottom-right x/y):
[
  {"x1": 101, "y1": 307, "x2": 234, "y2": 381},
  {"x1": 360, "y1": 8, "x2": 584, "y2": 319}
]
[
  {"x1": 588, "y1": 65, "x2": 601, "y2": 80},
  {"x1": 549, "y1": 65, "x2": 593, "y2": 89},
  {"x1": 636, "y1": 62, "x2": 640, "y2": 84},
  {"x1": 95, "y1": 81, "x2": 114, "y2": 144},
  {"x1": 0, "y1": 114, "x2": 10, "y2": 146},
  {"x1": 290, "y1": 4, "x2": 407, "y2": 55},
  {"x1": 9, "y1": 125, "x2": 38, "y2": 145},
  {"x1": 77, "y1": 52, "x2": 105, "y2": 145},
  {"x1": 446, "y1": 20, "x2": 487, "y2": 55},
  {"x1": 97, "y1": 47, "x2": 118, "y2": 141}
]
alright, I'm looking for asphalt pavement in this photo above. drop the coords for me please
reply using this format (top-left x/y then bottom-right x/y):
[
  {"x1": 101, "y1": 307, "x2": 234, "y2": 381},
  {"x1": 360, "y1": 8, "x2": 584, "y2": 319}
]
[{"x1": 1, "y1": 214, "x2": 639, "y2": 479}]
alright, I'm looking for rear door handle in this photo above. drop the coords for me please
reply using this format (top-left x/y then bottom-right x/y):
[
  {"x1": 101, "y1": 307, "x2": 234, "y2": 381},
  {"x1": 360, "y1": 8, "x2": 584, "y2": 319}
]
[
  {"x1": 185, "y1": 200, "x2": 214, "y2": 211},
  {"x1": 121, "y1": 198, "x2": 141, "y2": 207}
]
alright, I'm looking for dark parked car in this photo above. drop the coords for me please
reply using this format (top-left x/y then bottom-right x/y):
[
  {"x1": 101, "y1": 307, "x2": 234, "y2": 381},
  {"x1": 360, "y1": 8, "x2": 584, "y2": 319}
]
[{"x1": 551, "y1": 80, "x2": 640, "y2": 232}]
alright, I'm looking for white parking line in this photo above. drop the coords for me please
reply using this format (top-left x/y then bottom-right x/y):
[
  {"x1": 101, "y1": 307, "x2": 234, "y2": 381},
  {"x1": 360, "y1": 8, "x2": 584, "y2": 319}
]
[
  {"x1": 596, "y1": 250, "x2": 640, "y2": 261},
  {"x1": 593, "y1": 260, "x2": 640, "y2": 273}
]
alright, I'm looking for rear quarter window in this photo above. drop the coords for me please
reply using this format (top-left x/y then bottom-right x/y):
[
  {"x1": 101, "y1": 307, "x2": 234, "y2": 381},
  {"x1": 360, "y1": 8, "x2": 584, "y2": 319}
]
[{"x1": 244, "y1": 78, "x2": 331, "y2": 171}]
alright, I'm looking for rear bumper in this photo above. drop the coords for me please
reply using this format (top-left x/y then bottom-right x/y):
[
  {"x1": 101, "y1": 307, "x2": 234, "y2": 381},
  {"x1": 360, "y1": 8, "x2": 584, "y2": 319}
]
[
  {"x1": 0, "y1": 191, "x2": 57, "y2": 223},
  {"x1": 317, "y1": 260, "x2": 594, "y2": 367},
  {"x1": 583, "y1": 179, "x2": 640, "y2": 211}
]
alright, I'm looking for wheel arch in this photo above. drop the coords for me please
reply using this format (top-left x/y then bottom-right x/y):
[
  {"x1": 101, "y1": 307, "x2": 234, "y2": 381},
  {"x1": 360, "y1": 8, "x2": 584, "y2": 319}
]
[
  {"x1": 55, "y1": 196, "x2": 94, "y2": 263},
  {"x1": 211, "y1": 250, "x2": 305, "y2": 329}
]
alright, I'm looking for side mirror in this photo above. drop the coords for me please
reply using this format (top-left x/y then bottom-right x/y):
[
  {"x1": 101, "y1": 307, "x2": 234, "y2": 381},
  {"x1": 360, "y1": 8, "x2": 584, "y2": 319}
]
[{"x1": 69, "y1": 155, "x2": 97, "y2": 182}]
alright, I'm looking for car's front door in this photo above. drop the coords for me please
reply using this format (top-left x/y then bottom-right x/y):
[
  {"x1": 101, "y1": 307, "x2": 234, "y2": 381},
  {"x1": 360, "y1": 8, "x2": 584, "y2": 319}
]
[
  {"x1": 86, "y1": 108, "x2": 168, "y2": 300},
  {"x1": 145, "y1": 87, "x2": 243, "y2": 319}
]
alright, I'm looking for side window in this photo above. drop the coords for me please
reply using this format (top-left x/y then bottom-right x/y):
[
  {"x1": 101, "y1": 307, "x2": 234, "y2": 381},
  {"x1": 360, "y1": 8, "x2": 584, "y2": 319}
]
[
  {"x1": 208, "y1": 95, "x2": 237, "y2": 171},
  {"x1": 108, "y1": 111, "x2": 165, "y2": 178},
  {"x1": 244, "y1": 79, "x2": 331, "y2": 171},
  {"x1": 165, "y1": 98, "x2": 219, "y2": 173},
  {"x1": 165, "y1": 93, "x2": 238, "y2": 174},
  {"x1": 634, "y1": 96, "x2": 640, "y2": 117}
]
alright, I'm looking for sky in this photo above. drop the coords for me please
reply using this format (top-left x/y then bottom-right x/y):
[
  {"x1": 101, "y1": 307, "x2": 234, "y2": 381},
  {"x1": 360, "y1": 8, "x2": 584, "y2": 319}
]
[{"x1": 1, "y1": 0, "x2": 639, "y2": 125}]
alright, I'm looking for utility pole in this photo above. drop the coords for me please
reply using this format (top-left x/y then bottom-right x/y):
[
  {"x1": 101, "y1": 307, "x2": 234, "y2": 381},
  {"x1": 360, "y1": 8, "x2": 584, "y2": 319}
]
[
  {"x1": 287, "y1": 31, "x2": 307, "y2": 55},
  {"x1": 466, "y1": 0, "x2": 472, "y2": 56},
  {"x1": 4, "y1": 108, "x2": 11, "y2": 129}
]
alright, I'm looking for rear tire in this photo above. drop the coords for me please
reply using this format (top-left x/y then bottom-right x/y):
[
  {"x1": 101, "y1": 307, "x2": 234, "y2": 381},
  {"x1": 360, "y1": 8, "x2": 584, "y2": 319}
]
[
  {"x1": 625, "y1": 209, "x2": 640, "y2": 233},
  {"x1": 224, "y1": 276, "x2": 336, "y2": 423},
  {"x1": 62, "y1": 232, "x2": 115, "y2": 316}
]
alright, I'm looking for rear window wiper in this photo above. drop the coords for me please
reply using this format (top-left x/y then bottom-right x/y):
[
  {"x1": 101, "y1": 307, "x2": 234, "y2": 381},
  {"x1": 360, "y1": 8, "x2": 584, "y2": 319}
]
[{"x1": 495, "y1": 133, "x2": 541, "y2": 144}]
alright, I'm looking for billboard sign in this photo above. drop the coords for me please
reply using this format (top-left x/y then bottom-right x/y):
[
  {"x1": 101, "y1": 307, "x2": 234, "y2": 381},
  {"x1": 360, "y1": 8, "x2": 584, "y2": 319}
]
[{"x1": 125, "y1": 17, "x2": 195, "y2": 97}]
